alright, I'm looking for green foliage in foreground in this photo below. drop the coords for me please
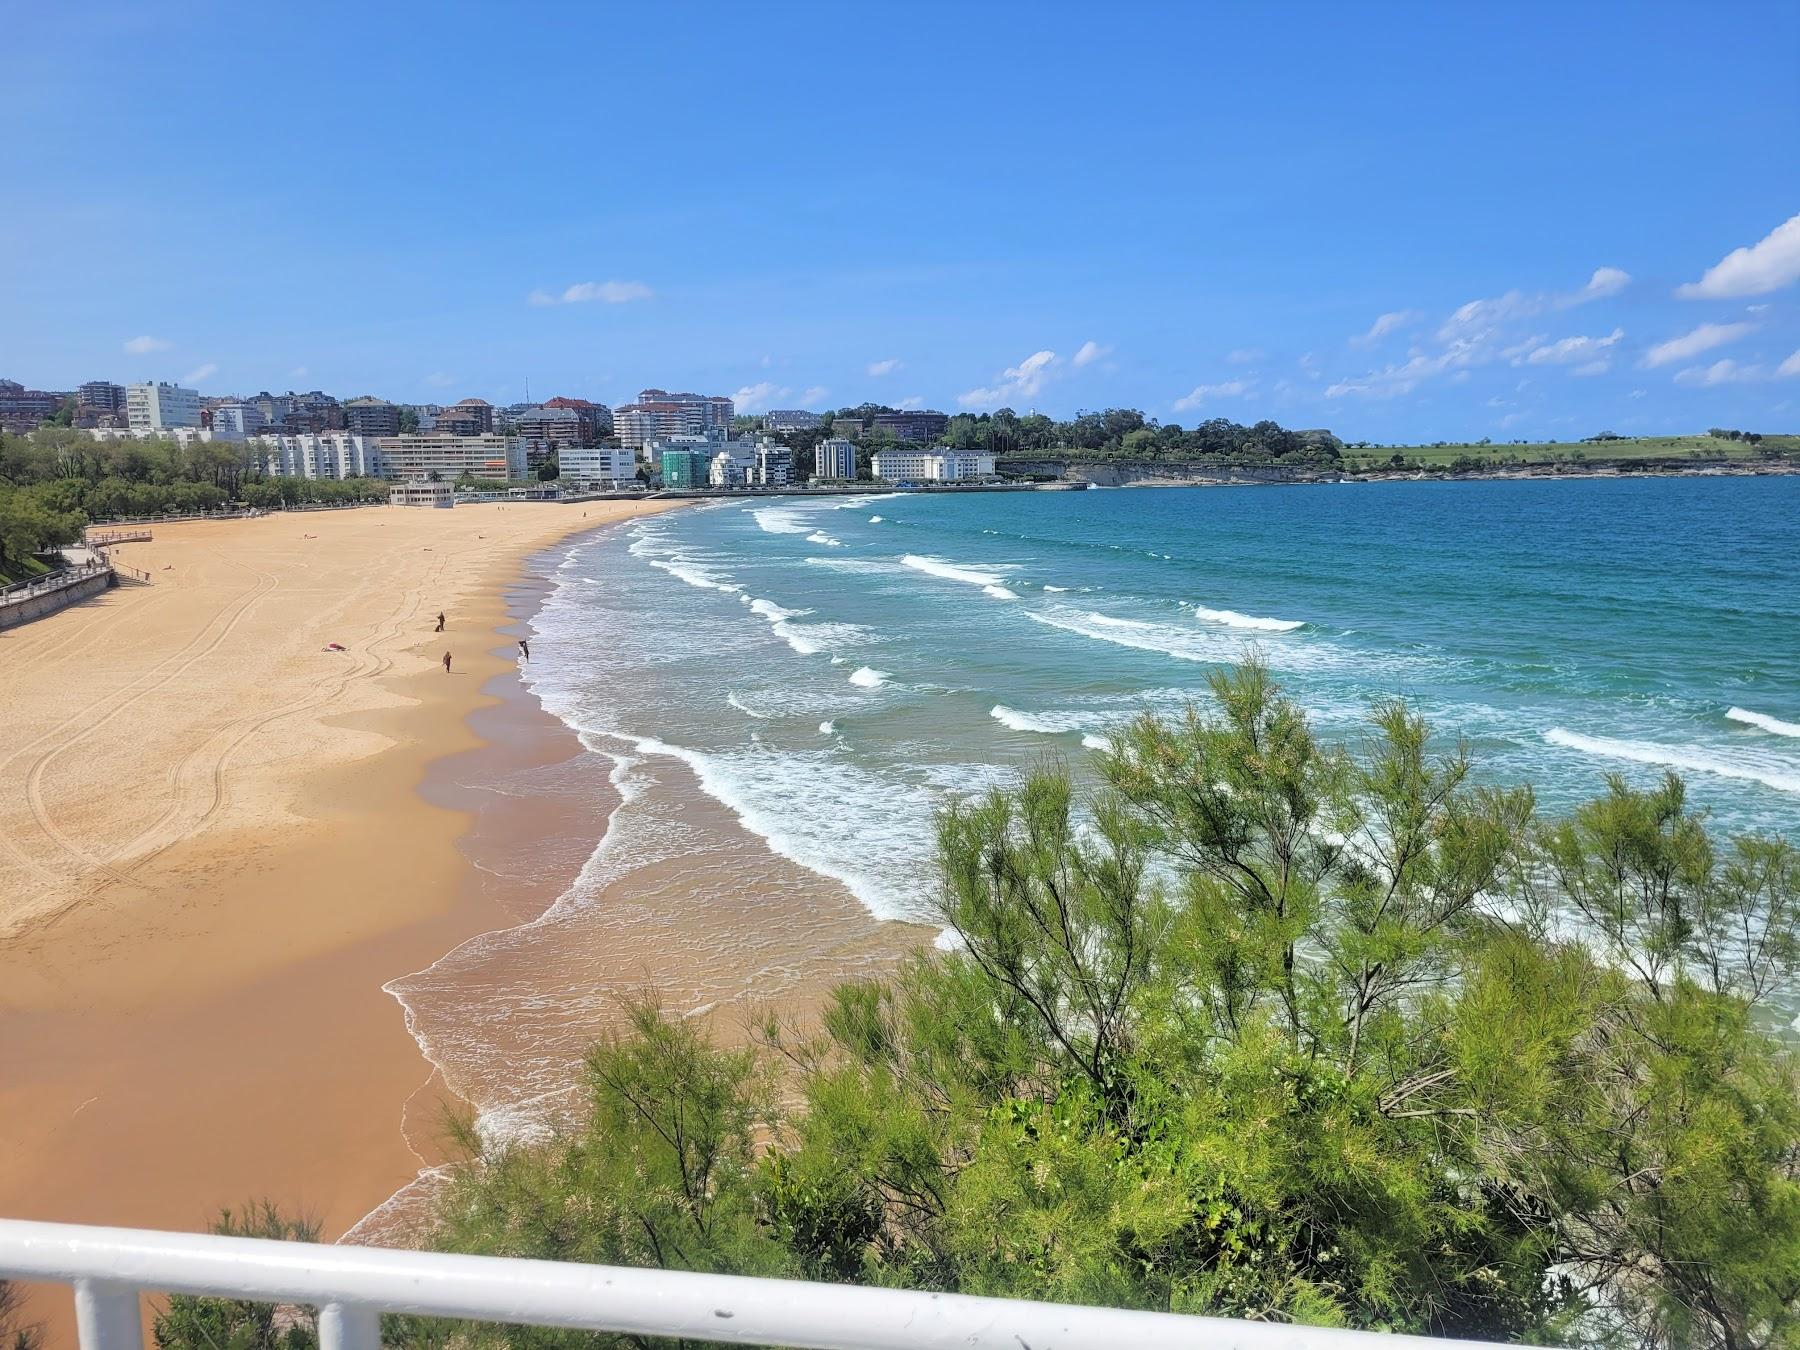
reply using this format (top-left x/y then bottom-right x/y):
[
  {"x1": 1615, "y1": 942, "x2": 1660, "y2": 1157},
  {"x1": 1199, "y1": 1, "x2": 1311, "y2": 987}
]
[{"x1": 160, "y1": 665, "x2": 1800, "y2": 1349}]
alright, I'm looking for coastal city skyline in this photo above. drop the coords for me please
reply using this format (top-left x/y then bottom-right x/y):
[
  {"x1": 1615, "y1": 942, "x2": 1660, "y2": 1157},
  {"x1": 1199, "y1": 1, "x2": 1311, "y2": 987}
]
[{"x1": 4, "y1": 4, "x2": 1797, "y2": 443}]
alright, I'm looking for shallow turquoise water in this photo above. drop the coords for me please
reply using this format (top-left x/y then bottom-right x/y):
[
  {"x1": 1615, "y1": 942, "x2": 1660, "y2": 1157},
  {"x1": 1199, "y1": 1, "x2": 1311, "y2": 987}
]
[{"x1": 527, "y1": 476, "x2": 1800, "y2": 924}]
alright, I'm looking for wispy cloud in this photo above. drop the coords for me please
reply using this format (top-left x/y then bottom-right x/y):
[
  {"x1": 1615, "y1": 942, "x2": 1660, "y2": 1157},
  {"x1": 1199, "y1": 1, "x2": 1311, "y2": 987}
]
[
  {"x1": 183, "y1": 362, "x2": 218, "y2": 384},
  {"x1": 1173, "y1": 379, "x2": 1254, "y2": 411},
  {"x1": 959, "y1": 349, "x2": 1060, "y2": 408},
  {"x1": 1643, "y1": 321, "x2": 1755, "y2": 368},
  {"x1": 1071, "y1": 340, "x2": 1112, "y2": 367},
  {"x1": 1519, "y1": 328, "x2": 1624, "y2": 367},
  {"x1": 528, "y1": 280, "x2": 654, "y2": 306},
  {"x1": 1779, "y1": 349, "x2": 1800, "y2": 378},
  {"x1": 1225, "y1": 347, "x2": 1264, "y2": 365},
  {"x1": 732, "y1": 382, "x2": 783, "y2": 412},
  {"x1": 1439, "y1": 267, "x2": 1631, "y2": 342},
  {"x1": 123, "y1": 335, "x2": 170, "y2": 354},
  {"x1": 894, "y1": 395, "x2": 925, "y2": 411},
  {"x1": 799, "y1": 386, "x2": 829, "y2": 405},
  {"x1": 1350, "y1": 311, "x2": 1420, "y2": 348},
  {"x1": 1677, "y1": 213, "x2": 1800, "y2": 299},
  {"x1": 866, "y1": 358, "x2": 902, "y2": 377},
  {"x1": 1674, "y1": 359, "x2": 1767, "y2": 387},
  {"x1": 288, "y1": 365, "x2": 309, "y2": 379},
  {"x1": 421, "y1": 371, "x2": 455, "y2": 388}
]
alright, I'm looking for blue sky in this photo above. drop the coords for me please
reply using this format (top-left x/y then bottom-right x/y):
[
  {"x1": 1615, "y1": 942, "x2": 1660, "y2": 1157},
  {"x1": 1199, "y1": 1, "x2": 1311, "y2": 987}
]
[{"x1": 3, "y1": 1, "x2": 1798, "y2": 442}]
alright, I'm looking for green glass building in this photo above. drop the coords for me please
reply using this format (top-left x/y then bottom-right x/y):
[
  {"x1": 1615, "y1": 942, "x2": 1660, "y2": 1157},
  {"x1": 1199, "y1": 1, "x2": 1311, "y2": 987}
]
[{"x1": 661, "y1": 448, "x2": 709, "y2": 488}]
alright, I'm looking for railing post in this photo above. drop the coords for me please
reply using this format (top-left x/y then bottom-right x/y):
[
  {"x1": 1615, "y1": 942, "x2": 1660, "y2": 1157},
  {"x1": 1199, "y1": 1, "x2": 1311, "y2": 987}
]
[
  {"x1": 318, "y1": 1301, "x2": 379, "y2": 1350},
  {"x1": 72, "y1": 1279, "x2": 141, "y2": 1350}
]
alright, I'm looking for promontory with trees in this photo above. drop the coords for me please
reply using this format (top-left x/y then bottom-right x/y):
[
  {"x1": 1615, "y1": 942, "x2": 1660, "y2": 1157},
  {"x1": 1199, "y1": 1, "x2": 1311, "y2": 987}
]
[{"x1": 30, "y1": 664, "x2": 1787, "y2": 1350}]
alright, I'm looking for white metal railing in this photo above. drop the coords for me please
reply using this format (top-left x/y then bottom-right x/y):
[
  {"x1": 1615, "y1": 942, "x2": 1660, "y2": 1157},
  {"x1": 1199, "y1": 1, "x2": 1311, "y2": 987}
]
[{"x1": 0, "y1": 1219, "x2": 1503, "y2": 1350}]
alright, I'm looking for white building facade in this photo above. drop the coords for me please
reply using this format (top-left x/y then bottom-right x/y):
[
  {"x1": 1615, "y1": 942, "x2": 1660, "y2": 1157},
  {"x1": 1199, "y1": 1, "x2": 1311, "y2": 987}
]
[
  {"x1": 814, "y1": 437, "x2": 857, "y2": 481},
  {"x1": 559, "y1": 446, "x2": 638, "y2": 487},
  {"x1": 125, "y1": 382, "x2": 202, "y2": 432},
  {"x1": 376, "y1": 433, "x2": 526, "y2": 483},
  {"x1": 209, "y1": 402, "x2": 267, "y2": 440},
  {"x1": 254, "y1": 433, "x2": 384, "y2": 480},
  {"x1": 870, "y1": 449, "x2": 995, "y2": 483}
]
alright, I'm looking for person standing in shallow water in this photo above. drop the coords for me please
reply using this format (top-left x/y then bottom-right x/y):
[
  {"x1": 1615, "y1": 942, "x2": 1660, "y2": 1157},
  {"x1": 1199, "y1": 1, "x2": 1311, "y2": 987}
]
[
  {"x1": 442, "y1": 651, "x2": 452, "y2": 674},
  {"x1": 518, "y1": 638, "x2": 530, "y2": 663}
]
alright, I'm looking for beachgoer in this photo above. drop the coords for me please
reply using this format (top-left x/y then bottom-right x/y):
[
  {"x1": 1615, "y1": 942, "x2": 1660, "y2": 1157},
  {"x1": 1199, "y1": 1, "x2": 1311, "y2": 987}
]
[
  {"x1": 435, "y1": 611, "x2": 445, "y2": 632},
  {"x1": 518, "y1": 638, "x2": 530, "y2": 662},
  {"x1": 442, "y1": 651, "x2": 452, "y2": 674}
]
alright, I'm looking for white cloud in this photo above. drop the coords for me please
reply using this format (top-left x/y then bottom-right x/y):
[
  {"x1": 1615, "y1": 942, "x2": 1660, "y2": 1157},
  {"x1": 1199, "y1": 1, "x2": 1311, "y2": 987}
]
[
  {"x1": 1677, "y1": 213, "x2": 1800, "y2": 299},
  {"x1": 1579, "y1": 267, "x2": 1631, "y2": 300},
  {"x1": 894, "y1": 396, "x2": 925, "y2": 410},
  {"x1": 1521, "y1": 328, "x2": 1624, "y2": 366},
  {"x1": 1572, "y1": 360, "x2": 1611, "y2": 377},
  {"x1": 959, "y1": 349, "x2": 1059, "y2": 408},
  {"x1": 1778, "y1": 348, "x2": 1800, "y2": 378},
  {"x1": 1071, "y1": 340, "x2": 1112, "y2": 368},
  {"x1": 288, "y1": 365, "x2": 309, "y2": 379},
  {"x1": 1438, "y1": 267, "x2": 1631, "y2": 343},
  {"x1": 1643, "y1": 321, "x2": 1756, "y2": 368},
  {"x1": 123, "y1": 335, "x2": 170, "y2": 354},
  {"x1": 1674, "y1": 359, "x2": 1766, "y2": 387},
  {"x1": 798, "y1": 386, "x2": 829, "y2": 405},
  {"x1": 1173, "y1": 379, "x2": 1253, "y2": 411},
  {"x1": 1350, "y1": 310, "x2": 1420, "y2": 347},
  {"x1": 732, "y1": 382, "x2": 783, "y2": 412},
  {"x1": 866, "y1": 358, "x2": 902, "y2": 377},
  {"x1": 529, "y1": 280, "x2": 654, "y2": 306},
  {"x1": 1225, "y1": 347, "x2": 1264, "y2": 365},
  {"x1": 422, "y1": 371, "x2": 455, "y2": 388},
  {"x1": 183, "y1": 362, "x2": 218, "y2": 384}
]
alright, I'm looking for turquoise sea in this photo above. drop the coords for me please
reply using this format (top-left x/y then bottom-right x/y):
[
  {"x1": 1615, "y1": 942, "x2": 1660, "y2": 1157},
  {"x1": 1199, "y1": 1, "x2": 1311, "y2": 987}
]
[{"x1": 527, "y1": 475, "x2": 1800, "y2": 925}]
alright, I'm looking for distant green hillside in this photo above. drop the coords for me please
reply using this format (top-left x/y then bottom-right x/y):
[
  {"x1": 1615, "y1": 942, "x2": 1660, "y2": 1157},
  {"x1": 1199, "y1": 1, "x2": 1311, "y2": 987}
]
[{"x1": 1342, "y1": 432, "x2": 1797, "y2": 470}]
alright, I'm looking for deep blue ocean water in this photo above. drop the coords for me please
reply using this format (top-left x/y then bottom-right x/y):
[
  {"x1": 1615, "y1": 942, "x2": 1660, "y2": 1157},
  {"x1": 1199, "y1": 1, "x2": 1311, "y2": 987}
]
[{"x1": 527, "y1": 476, "x2": 1800, "y2": 925}]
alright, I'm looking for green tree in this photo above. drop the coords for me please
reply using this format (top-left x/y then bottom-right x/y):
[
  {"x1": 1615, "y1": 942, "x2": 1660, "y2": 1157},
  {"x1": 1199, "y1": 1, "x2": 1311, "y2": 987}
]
[{"x1": 153, "y1": 1204, "x2": 320, "y2": 1350}]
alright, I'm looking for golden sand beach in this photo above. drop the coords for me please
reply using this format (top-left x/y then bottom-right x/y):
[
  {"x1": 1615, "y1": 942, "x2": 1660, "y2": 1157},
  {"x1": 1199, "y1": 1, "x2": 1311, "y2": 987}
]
[
  {"x1": 0, "y1": 497, "x2": 927, "y2": 1343},
  {"x1": 0, "y1": 501, "x2": 681, "y2": 1320}
]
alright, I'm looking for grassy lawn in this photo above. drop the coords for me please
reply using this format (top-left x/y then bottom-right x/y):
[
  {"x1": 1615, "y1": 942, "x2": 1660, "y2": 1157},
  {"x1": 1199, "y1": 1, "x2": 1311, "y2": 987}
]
[
  {"x1": 0, "y1": 555, "x2": 57, "y2": 587},
  {"x1": 1342, "y1": 434, "x2": 1797, "y2": 469}
]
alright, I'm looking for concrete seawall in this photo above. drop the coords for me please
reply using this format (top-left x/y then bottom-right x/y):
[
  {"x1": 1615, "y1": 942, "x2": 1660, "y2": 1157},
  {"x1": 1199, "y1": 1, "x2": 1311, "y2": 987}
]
[{"x1": 0, "y1": 570, "x2": 115, "y2": 631}]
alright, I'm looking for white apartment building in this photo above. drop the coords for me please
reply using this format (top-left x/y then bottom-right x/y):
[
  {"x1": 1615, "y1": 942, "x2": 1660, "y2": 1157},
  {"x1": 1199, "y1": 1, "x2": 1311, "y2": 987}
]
[
  {"x1": 126, "y1": 382, "x2": 202, "y2": 432},
  {"x1": 814, "y1": 437, "x2": 857, "y2": 481},
  {"x1": 870, "y1": 449, "x2": 996, "y2": 483},
  {"x1": 376, "y1": 433, "x2": 526, "y2": 483},
  {"x1": 209, "y1": 402, "x2": 266, "y2": 440},
  {"x1": 559, "y1": 446, "x2": 637, "y2": 487},
  {"x1": 254, "y1": 433, "x2": 385, "y2": 480},
  {"x1": 755, "y1": 445, "x2": 792, "y2": 487},
  {"x1": 708, "y1": 447, "x2": 756, "y2": 488}
]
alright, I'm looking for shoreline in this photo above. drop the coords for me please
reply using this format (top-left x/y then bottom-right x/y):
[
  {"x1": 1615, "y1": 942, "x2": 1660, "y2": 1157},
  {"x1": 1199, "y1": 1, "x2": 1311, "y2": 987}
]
[{"x1": 0, "y1": 501, "x2": 681, "y2": 1342}]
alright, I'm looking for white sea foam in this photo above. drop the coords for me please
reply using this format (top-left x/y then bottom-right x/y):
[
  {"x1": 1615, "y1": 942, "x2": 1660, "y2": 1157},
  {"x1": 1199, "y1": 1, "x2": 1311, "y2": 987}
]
[
  {"x1": 901, "y1": 554, "x2": 1015, "y2": 591},
  {"x1": 1043, "y1": 584, "x2": 1070, "y2": 592},
  {"x1": 627, "y1": 735, "x2": 932, "y2": 922},
  {"x1": 750, "y1": 597, "x2": 803, "y2": 622},
  {"x1": 990, "y1": 704, "x2": 1106, "y2": 735},
  {"x1": 646, "y1": 556, "x2": 740, "y2": 593},
  {"x1": 1082, "y1": 734, "x2": 1111, "y2": 751},
  {"x1": 1726, "y1": 707, "x2": 1800, "y2": 739},
  {"x1": 869, "y1": 515, "x2": 884, "y2": 523},
  {"x1": 848, "y1": 666, "x2": 888, "y2": 689},
  {"x1": 806, "y1": 531, "x2": 844, "y2": 547},
  {"x1": 1027, "y1": 606, "x2": 1355, "y2": 675},
  {"x1": 819, "y1": 721, "x2": 835, "y2": 734},
  {"x1": 1544, "y1": 728, "x2": 1800, "y2": 795},
  {"x1": 727, "y1": 691, "x2": 772, "y2": 719},
  {"x1": 1194, "y1": 605, "x2": 1305, "y2": 633},
  {"x1": 751, "y1": 504, "x2": 815, "y2": 535}
]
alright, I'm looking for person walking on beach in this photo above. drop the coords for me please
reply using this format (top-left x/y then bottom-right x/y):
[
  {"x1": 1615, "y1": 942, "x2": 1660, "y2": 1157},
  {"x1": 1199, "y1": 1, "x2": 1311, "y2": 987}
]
[
  {"x1": 435, "y1": 611, "x2": 446, "y2": 632},
  {"x1": 442, "y1": 651, "x2": 452, "y2": 674},
  {"x1": 518, "y1": 638, "x2": 530, "y2": 663}
]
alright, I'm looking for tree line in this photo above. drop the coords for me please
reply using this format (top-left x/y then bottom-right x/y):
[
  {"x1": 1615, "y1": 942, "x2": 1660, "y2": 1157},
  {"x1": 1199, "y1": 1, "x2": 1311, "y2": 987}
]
[
  {"x1": 123, "y1": 663, "x2": 1798, "y2": 1349},
  {"x1": 0, "y1": 427, "x2": 386, "y2": 576}
]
